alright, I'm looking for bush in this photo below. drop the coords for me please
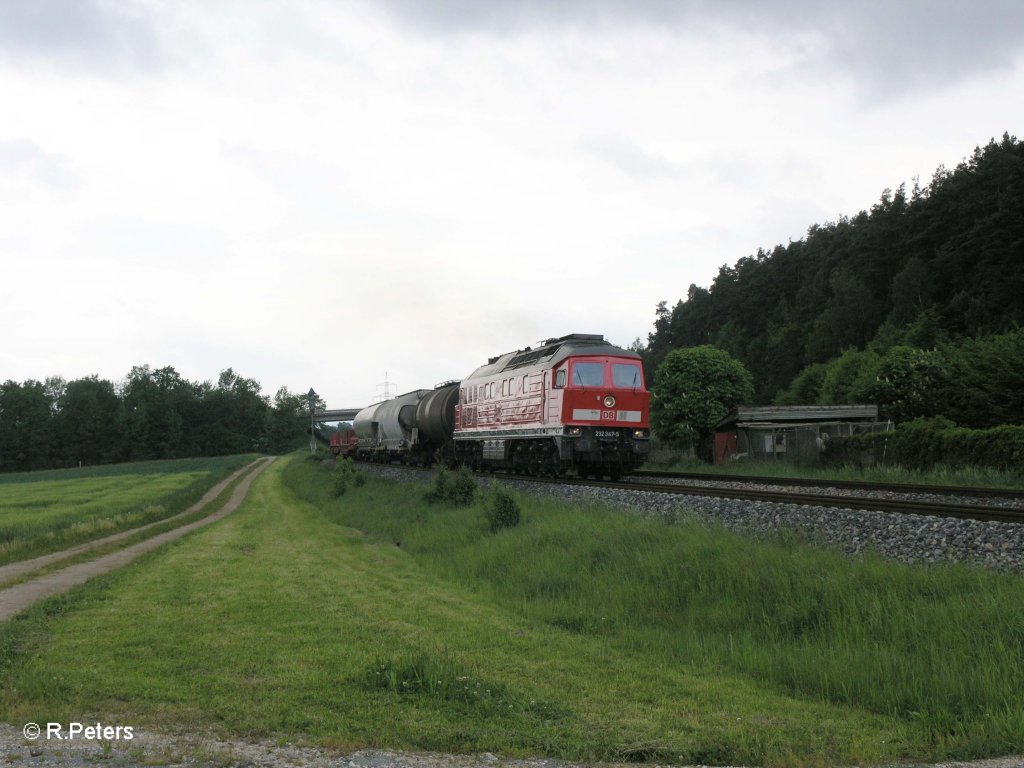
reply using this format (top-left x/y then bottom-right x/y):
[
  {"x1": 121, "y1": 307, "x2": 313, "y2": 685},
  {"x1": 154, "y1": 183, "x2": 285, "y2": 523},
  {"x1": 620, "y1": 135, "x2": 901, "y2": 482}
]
[
  {"x1": 331, "y1": 458, "x2": 365, "y2": 497},
  {"x1": 424, "y1": 466, "x2": 477, "y2": 506},
  {"x1": 485, "y1": 485, "x2": 521, "y2": 532}
]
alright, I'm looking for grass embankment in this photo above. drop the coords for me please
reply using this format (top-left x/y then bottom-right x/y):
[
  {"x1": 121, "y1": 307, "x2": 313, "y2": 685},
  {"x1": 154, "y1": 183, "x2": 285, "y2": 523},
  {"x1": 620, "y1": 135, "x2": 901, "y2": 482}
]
[
  {"x1": 288, "y1": 461, "x2": 1024, "y2": 761},
  {"x1": 2, "y1": 455, "x2": 1022, "y2": 766},
  {"x1": 643, "y1": 455, "x2": 1024, "y2": 489},
  {"x1": 0, "y1": 455, "x2": 256, "y2": 565}
]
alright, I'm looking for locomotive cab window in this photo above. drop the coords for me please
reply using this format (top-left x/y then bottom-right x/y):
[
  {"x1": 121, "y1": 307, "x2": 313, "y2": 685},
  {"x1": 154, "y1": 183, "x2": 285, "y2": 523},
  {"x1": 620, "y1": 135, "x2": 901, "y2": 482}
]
[
  {"x1": 613, "y1": 363, "x2": 642, "y2": 388},
  {"x1": 554, "y1": 369, "x2": 566, "y2": 388},
  {"x1": 572, "y1": 362, "x2": 605, "y2": 387}
]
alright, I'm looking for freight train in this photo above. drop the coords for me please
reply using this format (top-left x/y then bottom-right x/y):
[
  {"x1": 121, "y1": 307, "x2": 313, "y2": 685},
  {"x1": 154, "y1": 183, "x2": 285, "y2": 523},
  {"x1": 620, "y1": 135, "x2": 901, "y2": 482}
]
[
  {"x1": 328, "y1": 429, "x2": 358, "y2": 458},
  {"x1": 350, "y1": 334, "x2": 650, "y2": 479}
]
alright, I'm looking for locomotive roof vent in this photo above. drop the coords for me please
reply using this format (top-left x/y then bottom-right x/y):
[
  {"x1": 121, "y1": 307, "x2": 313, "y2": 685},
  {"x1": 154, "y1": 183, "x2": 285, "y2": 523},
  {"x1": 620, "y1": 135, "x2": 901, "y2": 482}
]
[
  {"x1": 540, "y1": 333, "x2": 604, "y2": 346},
  {"x1": 507, "y1": 347, "x2": 553, "y2": 369}
]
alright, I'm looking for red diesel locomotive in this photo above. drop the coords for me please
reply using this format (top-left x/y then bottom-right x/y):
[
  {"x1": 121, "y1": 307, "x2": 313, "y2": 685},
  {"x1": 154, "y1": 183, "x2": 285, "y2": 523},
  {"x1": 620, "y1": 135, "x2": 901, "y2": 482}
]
[
  {"x1": 452, "y1": 333, "x2": 650, "y2": 477},
  {"x1": 352, "y1": 334, "x2": 650, "y2": 478}
]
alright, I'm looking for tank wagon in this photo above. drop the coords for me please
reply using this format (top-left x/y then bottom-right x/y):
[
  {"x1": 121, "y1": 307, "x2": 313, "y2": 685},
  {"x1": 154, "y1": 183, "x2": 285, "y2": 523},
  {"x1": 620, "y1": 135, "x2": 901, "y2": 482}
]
[
  {"x1": 350, "y1": 334, "x2": 650, "y2": 478},
  {"x1": 353, "y1": 389, "x2": 428, "y2": 461}
]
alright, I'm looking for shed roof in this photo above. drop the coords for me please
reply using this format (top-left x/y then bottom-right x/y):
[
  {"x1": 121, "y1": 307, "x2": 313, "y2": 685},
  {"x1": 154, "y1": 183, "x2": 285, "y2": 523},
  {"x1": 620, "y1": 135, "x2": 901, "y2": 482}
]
[{"x1": 716, "y1": 405, "x2": 879, "y2": 430}]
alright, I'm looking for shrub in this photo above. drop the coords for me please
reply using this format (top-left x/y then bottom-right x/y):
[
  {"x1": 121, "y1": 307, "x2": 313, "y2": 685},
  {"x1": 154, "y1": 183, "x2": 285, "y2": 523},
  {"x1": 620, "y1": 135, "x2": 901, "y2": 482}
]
[
  {"x1": 331, "y1": 458, "x2": 364, "y2": 497},
  {"x1": 424, "y1": 465, "x2": 477, "y2": 506},
  {"x1": 485, "y1": 485, "x2": 521, "y2": 532}
]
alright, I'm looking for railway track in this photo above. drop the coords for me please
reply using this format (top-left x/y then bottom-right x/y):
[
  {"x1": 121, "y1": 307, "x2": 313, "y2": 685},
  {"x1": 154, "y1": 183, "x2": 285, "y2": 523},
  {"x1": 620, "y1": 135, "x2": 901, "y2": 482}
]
[
  {"x1": 633, "y1": 469, "x2": 1024, "y2": 501},
  {"x1": 487, "y1": 468, "x2": 1024, "y2": 524}
]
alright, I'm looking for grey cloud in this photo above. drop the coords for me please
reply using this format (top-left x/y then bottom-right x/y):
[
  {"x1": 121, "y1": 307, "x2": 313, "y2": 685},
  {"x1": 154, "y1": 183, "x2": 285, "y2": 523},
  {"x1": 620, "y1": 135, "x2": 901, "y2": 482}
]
[
  {"x1": 375, "y1": 0, "x2": 1024, "y2": 98},
  {"x1": 0, "y1": 0, "x2": 165, "y2": 73},
  {"x1": 821, "y1": 3, "x2": 1024, "y2": 96},
  {"x1": 0, "y1": 139, "x2": 77, "y2": 189}
]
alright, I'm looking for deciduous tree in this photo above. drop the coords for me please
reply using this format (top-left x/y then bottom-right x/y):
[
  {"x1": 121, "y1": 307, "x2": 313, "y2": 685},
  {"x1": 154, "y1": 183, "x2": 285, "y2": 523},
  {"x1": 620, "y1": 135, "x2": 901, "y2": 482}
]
[{"x1": 651, "y1": 346, "x2": 754, "y2": 460}]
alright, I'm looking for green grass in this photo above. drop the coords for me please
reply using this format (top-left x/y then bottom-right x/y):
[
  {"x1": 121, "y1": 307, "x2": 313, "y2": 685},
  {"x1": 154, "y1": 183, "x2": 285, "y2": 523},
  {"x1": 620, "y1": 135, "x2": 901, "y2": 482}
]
[
  {"x1": 0, "y1": 455, "x2": 916, "y2": 768},
  {"x1": 285, "y1": 460, "x2": 1024, "y2": 761},
  {"x1": 0, "y1": 459, "x2": 265, "y2": 589},
  {"x1": 0, "y1": 455, "x2": 255, "y2": 565},
  {"x1": 642, "y1": 454, "x2": 1024, "y2": 489},
  {"x1": 2, "y1": 454, "x2": 1022, "y2": 766}
]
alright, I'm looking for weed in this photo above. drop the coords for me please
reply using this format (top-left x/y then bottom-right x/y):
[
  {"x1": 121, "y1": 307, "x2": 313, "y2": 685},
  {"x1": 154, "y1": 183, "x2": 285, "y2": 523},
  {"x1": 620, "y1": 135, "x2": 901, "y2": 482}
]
[
  {"x1": 364, "y1": 650, "x2": 569, "y2": 721},
  {"x1": 331, "y1": 459, "x2": 365, "y2": 497},
  {"x1": 424, "y1": 466, "x2": 477, "y2": 506},
  {"x1": 485, "y1": 486, "x2": 520, "y2": 532},
  {"x1": 365, "y1": 650, "x2": 490, "y2": 702}
]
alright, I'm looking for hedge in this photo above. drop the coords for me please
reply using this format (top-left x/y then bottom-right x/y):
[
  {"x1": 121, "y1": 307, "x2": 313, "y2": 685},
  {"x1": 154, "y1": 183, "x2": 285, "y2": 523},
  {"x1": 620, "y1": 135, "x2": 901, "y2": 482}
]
[{"x1": 827, "y1": 417, "x2": 1024, "y2": 471}]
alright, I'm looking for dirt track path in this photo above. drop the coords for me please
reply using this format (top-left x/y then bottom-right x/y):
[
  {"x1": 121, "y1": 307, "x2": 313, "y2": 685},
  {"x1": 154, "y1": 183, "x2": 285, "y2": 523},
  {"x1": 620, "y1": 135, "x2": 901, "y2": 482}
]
[{"x1": 0, "y1": 456, "x2": 275, "y2": 622}]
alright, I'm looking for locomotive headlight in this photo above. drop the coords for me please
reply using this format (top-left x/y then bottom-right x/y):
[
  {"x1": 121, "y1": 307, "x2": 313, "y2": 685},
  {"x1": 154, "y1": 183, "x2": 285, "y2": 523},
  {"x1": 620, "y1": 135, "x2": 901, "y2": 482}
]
[
  {"x1": 602, "y1": 395, "x2": 616, "y2": 408},
  {"x1": 633, "y1": 429, "x2": 650, "y2": 439},
  {"x1": 567, "y1": 426, "x2": 582, "y2": 436}
]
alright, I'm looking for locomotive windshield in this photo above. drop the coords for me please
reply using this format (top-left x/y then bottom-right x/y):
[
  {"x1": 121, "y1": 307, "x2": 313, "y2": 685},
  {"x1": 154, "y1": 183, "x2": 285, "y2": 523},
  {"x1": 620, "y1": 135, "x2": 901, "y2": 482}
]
[
  {"x1": 567, "y1": 360, "x2": 644, "y2": 388},
  {"x1": 613, "y1": 363, "x2": 642, "y2": 388},
  {"x1": 571, "y1": 362, "x2": 604, "y2": 387}
]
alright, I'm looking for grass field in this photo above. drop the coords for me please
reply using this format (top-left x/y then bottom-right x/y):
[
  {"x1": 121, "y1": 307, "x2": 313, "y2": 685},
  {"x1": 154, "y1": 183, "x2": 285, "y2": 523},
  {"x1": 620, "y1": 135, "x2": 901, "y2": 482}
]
[
  {"x1": 2, "y1": 454, "x2": 1023, "y2": 766},
  {"x1": 0, "y1": 455, "x2": 255, "y2": 565}
]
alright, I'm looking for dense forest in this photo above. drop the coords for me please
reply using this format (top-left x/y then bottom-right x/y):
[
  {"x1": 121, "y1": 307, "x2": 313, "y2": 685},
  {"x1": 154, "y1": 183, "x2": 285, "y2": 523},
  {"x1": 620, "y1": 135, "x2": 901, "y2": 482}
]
[
  {"x1": 0, "y1": 366, "x2": 314, "y2": 473},
  {"x1": 642, "y1": 133, "x2": 1024, "y2": 424}
]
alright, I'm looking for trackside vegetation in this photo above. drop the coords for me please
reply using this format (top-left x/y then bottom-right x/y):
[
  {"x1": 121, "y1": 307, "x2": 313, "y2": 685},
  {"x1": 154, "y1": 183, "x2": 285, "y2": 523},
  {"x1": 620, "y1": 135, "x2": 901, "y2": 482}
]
[
  {"x1": 0, "y1": 455, "x2": 254, "y2": 565},
  {"x1": 1, "y1": 455, "x2": 1022, "y2": 767},
  {"x1": 284, "y1": 460, "x2": 1024, "y2": 761},
  {"x1": 641, "y1": 453, "x2": 1024, "y2": 489}
]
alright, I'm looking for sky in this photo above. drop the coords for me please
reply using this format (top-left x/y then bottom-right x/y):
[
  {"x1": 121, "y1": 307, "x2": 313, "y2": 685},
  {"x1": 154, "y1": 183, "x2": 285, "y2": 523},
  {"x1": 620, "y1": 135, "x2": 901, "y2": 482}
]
[{"x1": 1, "y1": 0, "x2": 1022, "y2": 409}]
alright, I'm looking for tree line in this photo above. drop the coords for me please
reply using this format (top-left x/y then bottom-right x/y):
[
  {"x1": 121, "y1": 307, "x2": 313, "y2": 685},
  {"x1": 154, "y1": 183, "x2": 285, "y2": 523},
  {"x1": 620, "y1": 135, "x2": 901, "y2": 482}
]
[
  {"x1": 642, "y1": 133, "x2": 1024, "y2": 406},
  {"x1": 0, "y1": 365, "x2": 316, "y2": 473}
]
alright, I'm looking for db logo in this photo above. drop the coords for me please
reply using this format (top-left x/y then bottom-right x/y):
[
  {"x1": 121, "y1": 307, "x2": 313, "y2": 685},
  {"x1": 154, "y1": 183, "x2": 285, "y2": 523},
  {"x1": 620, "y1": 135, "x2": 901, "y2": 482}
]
[{"x1": 600, "y1": 410, "x2": 616, "y2": 420}]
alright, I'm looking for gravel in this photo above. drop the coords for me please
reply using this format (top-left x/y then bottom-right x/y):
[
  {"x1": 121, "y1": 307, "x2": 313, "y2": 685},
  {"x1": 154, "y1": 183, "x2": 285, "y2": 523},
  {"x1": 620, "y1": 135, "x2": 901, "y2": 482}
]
[
  {"x1": 624, "y1": 475, "x2": 1024, "y2": 510},
  {"x1": 359, "y1": 465, "x2": 1024, "y2": 572},
  {"x1": 3, "y1": 724, "x2": 1022, "y2": 768}
]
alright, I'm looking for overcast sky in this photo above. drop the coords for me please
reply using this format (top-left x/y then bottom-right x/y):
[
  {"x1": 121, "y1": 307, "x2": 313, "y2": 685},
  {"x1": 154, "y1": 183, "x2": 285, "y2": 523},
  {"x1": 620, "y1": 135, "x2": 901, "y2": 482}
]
[{"x1": 2, "y1": 0, "x2": 1022, "y2": 408}]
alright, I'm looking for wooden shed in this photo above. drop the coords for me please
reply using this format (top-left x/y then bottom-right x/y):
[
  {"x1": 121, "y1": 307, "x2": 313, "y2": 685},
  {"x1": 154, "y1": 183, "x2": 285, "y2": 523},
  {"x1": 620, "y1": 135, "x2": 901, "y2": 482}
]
[{"x1": 714, "y1": 405, "x2": 889, "y2": 465}]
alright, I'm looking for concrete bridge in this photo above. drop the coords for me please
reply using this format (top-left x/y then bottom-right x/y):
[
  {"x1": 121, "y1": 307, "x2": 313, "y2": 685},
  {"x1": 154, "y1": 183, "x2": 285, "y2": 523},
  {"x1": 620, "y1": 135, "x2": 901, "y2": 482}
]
[{"x1": 313, "y1": 408, "x2": 362, "y2": 422}]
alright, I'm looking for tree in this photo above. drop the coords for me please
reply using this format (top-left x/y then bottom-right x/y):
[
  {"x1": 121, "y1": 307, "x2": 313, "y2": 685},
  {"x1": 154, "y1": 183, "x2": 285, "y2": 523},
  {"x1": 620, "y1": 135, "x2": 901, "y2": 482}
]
[
  {"x1": 265, "y1": 387, "x2": 308, "y2": 453},
  {"x1": 651, "y1": 346, "x2": 754, "y2": 460},
  {"x1": 0, "y1": 380, "x2": 60, "y2": 471},
  {"x1": 866, "y1": 346, "x2": 952, "y2": 423},
  {"x1": 120, "y1": 365, "x2": 193, "y2": 460},
  {"x1": 818, "y1": 349, "x2": 882, "y2": 405},
  {"x1": 57, "y1": 376, "x2": 123, "y2": 466},
  {"x1": 774, "y1": 363, "x2": 829, "y2": 405}
]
